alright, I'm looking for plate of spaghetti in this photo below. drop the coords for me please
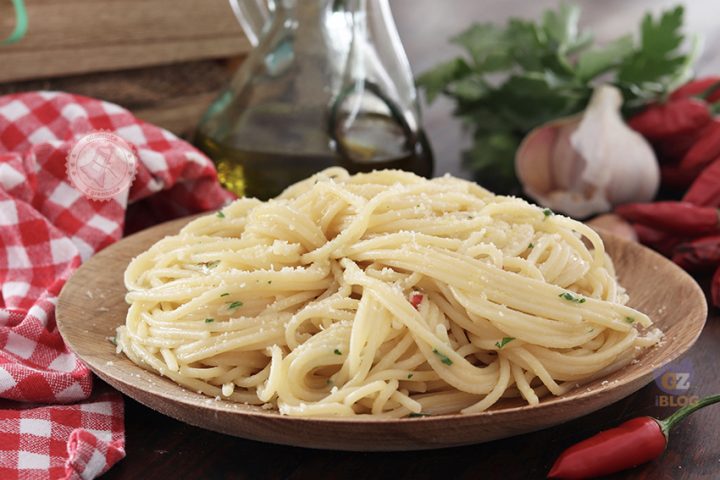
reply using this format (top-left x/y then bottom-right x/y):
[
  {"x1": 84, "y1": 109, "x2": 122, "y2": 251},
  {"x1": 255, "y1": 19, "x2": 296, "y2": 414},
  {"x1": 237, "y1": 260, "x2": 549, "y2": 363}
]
[{"x1": 56, "y1": 168, "x2": 706, "y2": 450}]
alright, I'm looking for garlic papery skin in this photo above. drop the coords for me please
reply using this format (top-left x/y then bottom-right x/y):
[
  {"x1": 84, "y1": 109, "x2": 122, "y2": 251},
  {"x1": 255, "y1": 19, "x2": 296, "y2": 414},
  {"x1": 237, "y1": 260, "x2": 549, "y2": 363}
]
[{"x1": 515, "y1": 84, "x2": 660, "y2": 219}]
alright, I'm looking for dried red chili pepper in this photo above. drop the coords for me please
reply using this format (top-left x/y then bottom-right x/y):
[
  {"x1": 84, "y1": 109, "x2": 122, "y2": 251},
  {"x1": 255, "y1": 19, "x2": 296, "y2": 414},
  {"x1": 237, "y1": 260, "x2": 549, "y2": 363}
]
[
  {"x1": 670, "y1": 76, "x2": 720, "y2": 102},
  {"x1": 548, "y1": 394, "x2": 720, "y2": 479},
  {"x1": 653, "y1": 125, "x2": 706, "y2": 163},
  {"x1": 616, "y1": 201, "x2": 720, "y2": 235},
  {"x1": 683, "y1": 157, "x2": 720, "y2": 207},
  {"x1": 712, "y1": 265, "x2": 720, "y2": 307},
  {"x1": 633, "y1": 224, "x2": 683, "y2": 257},
  {"x1": 678, "y1": 119, "x2": 720, "y2": 171},
  {"x1": 660, "y1": 163, "x2": 700, "y2": 190},
  {"x1": 672, "y1": 234, "x2": 720, "y2": 271},
  {"x1": 628, "y1": 97, "x2": 711, "y2": 140}
]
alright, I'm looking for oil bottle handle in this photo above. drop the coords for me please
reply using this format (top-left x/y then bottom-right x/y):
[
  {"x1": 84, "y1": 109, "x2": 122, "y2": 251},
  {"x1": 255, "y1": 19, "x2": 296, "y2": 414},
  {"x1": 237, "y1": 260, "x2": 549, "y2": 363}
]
[{"x1": 328, "y1": 80, "x2": 419, "y2": 162}]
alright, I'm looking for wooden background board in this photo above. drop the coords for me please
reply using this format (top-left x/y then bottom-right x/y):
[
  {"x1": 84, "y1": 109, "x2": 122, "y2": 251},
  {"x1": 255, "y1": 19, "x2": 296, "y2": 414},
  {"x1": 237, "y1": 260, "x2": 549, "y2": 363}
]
[{"x1": 0, "y1": 0, "x2": 250, "y2": 82}]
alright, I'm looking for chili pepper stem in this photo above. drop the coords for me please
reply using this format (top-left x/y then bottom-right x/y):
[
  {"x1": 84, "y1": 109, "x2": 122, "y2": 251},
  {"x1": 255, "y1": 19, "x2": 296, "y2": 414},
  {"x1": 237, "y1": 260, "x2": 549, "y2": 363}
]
[
  {"x1": 657, "y1": 394, "x2": 720, "y2": 436},
  {"x1": 699, "y1": 80, "x2": 720, "y2": 101}
]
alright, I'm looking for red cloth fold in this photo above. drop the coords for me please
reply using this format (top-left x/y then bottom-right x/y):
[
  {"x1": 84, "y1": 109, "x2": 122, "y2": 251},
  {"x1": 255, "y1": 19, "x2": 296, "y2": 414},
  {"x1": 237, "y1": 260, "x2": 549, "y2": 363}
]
[{"x1": 0, "y1": 91, "x2": 234, "y2": 479}]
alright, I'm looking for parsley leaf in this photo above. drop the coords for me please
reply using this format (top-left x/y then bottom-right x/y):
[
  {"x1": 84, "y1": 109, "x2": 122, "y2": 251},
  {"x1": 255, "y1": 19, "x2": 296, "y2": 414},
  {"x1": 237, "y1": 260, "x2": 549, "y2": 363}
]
[
  {"x1": 333, "y1": 349, "x2": 342, "y2": 355},
  {"x1": 543, "y1": 208, "x2": 554, "y2": 217},
  {"x1": 624, "y1": 316, "x2": 636, "y2": 324},
  {"x1": 205, "y1": 318, "x2": 214, "y2": 323},
  {"x1": 220, "y1": 292, "x2": 230, "y2": 297},
  {"x1": 559, "y1": 292, "x2": 586, "y2": 304},
  {"x1": 495, "y1": 337, "x2": 516, "y2": 349},
  {"x1": 416, "y1": 5, "x2": 691, "y2": 194},
  {"x1": 407, "y1": 374, "x2": 414, "y2": 379},
  {"x1": 227, "y1": 300, "x2": 243, "y2": 310},
  {"x1": 433, "y1": 348, "x2": 453, "y2": 366},
  {"x1": 216, "y1": 210, "x2": 225, "y2": 218},
  {"x1": 408, "y1": 412, "x2": 430, "y2": 418}
]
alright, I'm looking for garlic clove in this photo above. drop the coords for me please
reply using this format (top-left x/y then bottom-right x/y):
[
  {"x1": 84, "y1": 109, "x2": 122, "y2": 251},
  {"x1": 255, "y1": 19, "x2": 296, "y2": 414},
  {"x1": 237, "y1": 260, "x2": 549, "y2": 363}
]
[
  {"x1": 515, "y1": 123, "x2": 556, "y2": 194},
  {"x1": 515, "y1": 84, "x2": 660, "y2": 219},
  {"x1": 586, "y1": 213, "x2": 638, "y2": 242}
]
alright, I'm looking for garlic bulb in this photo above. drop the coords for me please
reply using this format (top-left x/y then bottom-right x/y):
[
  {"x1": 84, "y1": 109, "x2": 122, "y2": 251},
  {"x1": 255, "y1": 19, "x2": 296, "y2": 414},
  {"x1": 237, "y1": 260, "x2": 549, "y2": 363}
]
[{"x1": 515, "y1": 84, "x2": 659, "y2": 218}]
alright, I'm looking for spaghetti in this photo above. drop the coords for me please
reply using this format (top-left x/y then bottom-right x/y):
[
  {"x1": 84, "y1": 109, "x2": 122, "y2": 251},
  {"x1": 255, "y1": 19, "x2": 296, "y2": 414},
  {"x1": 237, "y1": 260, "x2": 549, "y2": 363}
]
[{"x1": 117, "y1": 168, "x2": 661, "y2": 417}]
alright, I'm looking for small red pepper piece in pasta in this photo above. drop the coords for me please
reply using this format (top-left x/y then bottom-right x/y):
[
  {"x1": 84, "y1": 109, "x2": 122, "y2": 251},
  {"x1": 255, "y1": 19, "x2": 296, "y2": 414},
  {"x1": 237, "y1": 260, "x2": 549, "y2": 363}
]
[{"x1": 410, "y1": 293, "x2": 423, "y2": 309}]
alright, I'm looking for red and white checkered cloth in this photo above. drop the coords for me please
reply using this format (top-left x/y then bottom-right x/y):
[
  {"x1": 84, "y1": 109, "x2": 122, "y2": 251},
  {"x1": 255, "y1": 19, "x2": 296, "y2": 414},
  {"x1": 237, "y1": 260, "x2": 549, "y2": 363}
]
[{"x1": 0, "y1": 91, "x2": 234, "y2": 479}]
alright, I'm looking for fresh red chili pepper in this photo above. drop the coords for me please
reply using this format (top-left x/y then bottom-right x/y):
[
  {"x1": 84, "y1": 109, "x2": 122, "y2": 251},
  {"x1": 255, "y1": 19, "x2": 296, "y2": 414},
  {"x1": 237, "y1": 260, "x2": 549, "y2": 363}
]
[
  {"x1": 628, "y1": 97, "x2": 711, "y2": 140},
  {"x1": 683, "y1": 157, "x2": 720, "y2": 207},
  {"x1": 671, "y1": 234, "x2": 720, "y2": 271},
  {"x1": 633, "y1": 224, "x2": 684, "y2": 257},
  {"x1": 670, "y1": 76, "x2": 720, "y2": 102},
  {"x1": 616, "y1": 201, "x2": 720, "y2": 235},
  {"x1": 548, "y1": 394, "x2": 720, "y2": 479},
  {"x1": 410, "y1": 293, "x2": 423, "y2": 309},
  {"x1": 712, "y1": 265, "x2": 720, "y2": 307},
  {"x1": 678, "y1": 119, "x2": 720, "y2": 171}
]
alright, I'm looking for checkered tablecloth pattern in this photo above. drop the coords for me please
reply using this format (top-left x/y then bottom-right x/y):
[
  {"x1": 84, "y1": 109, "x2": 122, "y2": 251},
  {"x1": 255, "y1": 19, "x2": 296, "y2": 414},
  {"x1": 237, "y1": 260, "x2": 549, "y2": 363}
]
[{"x1": 0, "y1": 91, "x2": 234, "y2": 479}]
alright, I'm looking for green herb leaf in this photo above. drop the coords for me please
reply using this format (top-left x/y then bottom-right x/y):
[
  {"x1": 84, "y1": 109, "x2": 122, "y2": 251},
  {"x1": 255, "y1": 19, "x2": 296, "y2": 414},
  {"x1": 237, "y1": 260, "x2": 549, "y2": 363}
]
[
  {"x1": 624, "y1": 316, "x2": 635, "y2": 324},
  {"x1": 528, "y1": 243, "x2": 534, "y2": 249},
  {"x1": 216, "y1": 210, "x2": 225, "y2": 218},
  {"x1": 417, "y1": 58, "x2": 473, "y2": 103},
  {"x1": 495, "y1": 337, "x2": 516, "y2": 349},
  {"x1": 220, "y1": 292, "x2": 230, "y2": 297},
  {"x1": 433, "y1": 348, "x2": 453, "y2": 366},
  {"x1": 333, "y1": 349, "x2": 342, "y2": 355},
  {"x1": 577, "y1": 35, "x2": 634, "y2": 80},
  {"x1": 407, "y1": 374, "x2": 414, "y2": 379},
  {"x1": 408, "y1": 412, "x2": 430, "y2": 418},
  {"x1": 227, "y1": 300, "x2": 243, "y2": 310},
  {"x1": 205, "y1": 318, "x2": 214, "y2": 323},
  {"x1": 559, "y1": 292, "x2": 586, "y2": 303},
  {"x1": 617, "y1": 6, "x2": 687, "y2": 86},
  {"x1": 415, "y1": 5, "x2": 690, "y2": 194},
  {"x1": 543, "y1": 208, "x2": 554, "y2": 217}
]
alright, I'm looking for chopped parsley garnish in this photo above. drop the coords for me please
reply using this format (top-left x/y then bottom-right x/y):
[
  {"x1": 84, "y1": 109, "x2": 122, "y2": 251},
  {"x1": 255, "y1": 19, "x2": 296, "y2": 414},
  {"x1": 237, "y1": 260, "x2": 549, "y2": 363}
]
[
  {"x1": 495, "y1": 337, "x2": 515, "y2": 349},
  {"x1": 624, "y1": 316, "x2": 635, "y2": 324},
  {"x1": 559, "y1": 292, "x2": 586, "y2": 303},
  {"x1": 409, "y1": 412, "x2": 430, "y2": 418},
  {"x1": 333, "y1": 349, "x2": 342, "y2": 355},
  {"x1": 267, "y1": 280, "x2": 272, "y2": 284},
  {"x1": 407, "y1": 374, "x2": 414, "y2": 379},
  {"x1": 205, "y1": 318, "x2": 214, "y2": 323},
  {"x1": 326, "y1": 379, "x2": 333, "y2": 385},
  {"x1": 220, "y1": 292, "x2": 230, "y2": 297},
  {"x1": 433, "y1": 348, "x2": 453, "y2": 365},
  {"x1": 528, "y1": 242, "x2": 534, "y2": 249},
  {"x1": 227, "y1": 300, "x2": 244, "y2": 310},
  {"x1": 543, "y1": 208, "x2": 554, "y2": 218},
  {"x1": 216, "y1": 210, "x2": 225, "y2": 218}
]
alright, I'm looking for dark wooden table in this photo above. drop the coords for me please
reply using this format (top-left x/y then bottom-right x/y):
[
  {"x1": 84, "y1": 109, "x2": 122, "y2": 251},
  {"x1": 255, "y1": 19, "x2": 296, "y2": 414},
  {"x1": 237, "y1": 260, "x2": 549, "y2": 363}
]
[{"x1": 104, "y1": 1, "x2": 720, "y2": 478}]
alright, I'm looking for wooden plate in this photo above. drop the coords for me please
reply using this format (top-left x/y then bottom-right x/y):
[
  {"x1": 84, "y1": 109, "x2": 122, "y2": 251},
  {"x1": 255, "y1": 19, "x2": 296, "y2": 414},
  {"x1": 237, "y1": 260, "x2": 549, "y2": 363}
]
[{"x1": 56, "y1": 216, "x2": 707, "y2": 451}]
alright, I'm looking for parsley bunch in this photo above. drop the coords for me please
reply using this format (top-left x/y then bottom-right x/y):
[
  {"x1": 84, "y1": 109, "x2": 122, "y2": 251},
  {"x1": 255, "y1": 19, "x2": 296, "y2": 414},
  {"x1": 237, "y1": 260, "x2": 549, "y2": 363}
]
[{"x1": 417, "y1": 4, "x2": 696, "y2": 194}]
